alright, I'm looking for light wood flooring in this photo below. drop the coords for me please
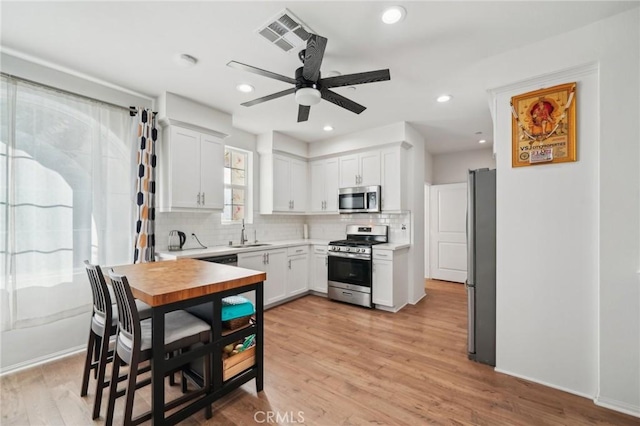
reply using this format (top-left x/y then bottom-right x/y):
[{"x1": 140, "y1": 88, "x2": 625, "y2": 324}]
[{"x1": 1, "y1": 280, "x2": 637, "y2": 425}]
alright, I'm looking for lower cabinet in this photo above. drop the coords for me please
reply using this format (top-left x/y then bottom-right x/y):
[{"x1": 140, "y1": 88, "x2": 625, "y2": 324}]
[
  {"x1": 238, "y1": 246, "x2": 309, "y2": 308},
  {"x1": 287, "y1": 246, "x2": 309, "y2": 297},
  {"x1": 310, "y1": 245, "x2": 328, "y2": 293},
  {"x1": 372, "y1": 248, "x2": 409, "y2": 312},
  {"x1": 238, "y1": 249, "x2": 287, "y2": 307}
]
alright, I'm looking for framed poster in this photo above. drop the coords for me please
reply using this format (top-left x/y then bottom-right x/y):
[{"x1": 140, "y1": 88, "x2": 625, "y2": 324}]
[{"x1": 511, "y1": 82, "x2": 577, "y2": 167}]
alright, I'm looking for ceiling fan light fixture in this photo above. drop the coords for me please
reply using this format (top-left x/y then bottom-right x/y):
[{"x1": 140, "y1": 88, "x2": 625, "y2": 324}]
[
  {"x1": 236, "y1": 83, "x2": 254, "y2": 93},
  {"x1": 437, "y1": 94, "x2": 452, "y2": 103},
  {"x1": 295, "y1": 87, "x2": 321, "y2": 106},
  {"x1": 382, "y1": 6, "x2": 406, "y2": 24}
]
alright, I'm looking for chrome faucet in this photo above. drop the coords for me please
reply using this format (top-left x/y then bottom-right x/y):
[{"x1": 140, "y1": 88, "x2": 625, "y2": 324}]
[{"x1": 240, "y1": 219, "x2": 247, "y2": 245}]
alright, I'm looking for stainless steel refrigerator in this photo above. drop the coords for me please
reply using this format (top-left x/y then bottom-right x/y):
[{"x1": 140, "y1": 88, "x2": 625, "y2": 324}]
[{"x1": 466, "y1": 168, "x2": 496, "y2": 366}]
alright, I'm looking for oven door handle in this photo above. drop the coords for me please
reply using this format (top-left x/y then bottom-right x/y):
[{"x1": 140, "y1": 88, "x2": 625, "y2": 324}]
[{"x1": 327, "y1": 252, "x2": 370, "y2": 260}]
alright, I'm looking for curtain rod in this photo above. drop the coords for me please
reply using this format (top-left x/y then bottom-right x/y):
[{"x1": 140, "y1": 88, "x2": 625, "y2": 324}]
[{"x1": 0, "y1": 72, "x2": 156, "y2": 116}]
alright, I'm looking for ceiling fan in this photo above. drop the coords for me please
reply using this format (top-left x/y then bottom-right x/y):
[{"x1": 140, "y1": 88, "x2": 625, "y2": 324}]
[{"x1": 227, "y1": 34, "x2": 391, "y2": 123}]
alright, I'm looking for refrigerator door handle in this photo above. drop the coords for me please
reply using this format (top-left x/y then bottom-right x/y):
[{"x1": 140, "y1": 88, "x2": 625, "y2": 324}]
[
  {"x1": 467, "y1": 171, "x2": 476, "y2": 287},
  {"x1": 466, "y1": 280, "x2": 476, "y2": 354}
]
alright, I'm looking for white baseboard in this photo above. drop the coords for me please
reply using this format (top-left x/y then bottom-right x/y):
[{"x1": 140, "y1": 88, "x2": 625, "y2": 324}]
[
  {"x1": 0, "y1": 344, "x2": 85, "y2": 376},
  {"x1": 595, "y1": 396, "x2": 640, "y2": 418},
  {"x1": 410, "y1": 292, "x2": 427, "y2": 305},
  {"x1": 494, "y1": 367, "x2": 594, "y2": 399}
]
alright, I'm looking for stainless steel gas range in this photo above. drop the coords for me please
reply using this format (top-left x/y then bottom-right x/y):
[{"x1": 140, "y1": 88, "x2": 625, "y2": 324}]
[{"x1": 327, "y1": 224, "x2": 388, "y2": 308}]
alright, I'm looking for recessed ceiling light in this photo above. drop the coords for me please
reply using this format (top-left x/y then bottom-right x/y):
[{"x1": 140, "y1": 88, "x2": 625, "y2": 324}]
[
  {"x1": 437, "y1": 94, "x2": 452, "y2": 103},
  {"x1": 323, "y1": 125, "x2": 334, "y2": 132},
  {"x1": 382, "y1": 6, "x2": 406, "y2": 24},
  {"x1": 236, "y1": 83, "x2": 254, "y2": 93},
  {"x1": 479, "y1": 139, "x2": 487, "y2": 144},
  {"x1": 174, "y1": 53, "x2": 198, "y2": 68}
]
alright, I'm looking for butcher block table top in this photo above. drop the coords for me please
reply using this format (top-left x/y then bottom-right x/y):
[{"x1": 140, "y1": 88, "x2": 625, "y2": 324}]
[{"x1": 112, "y1": 258, "x2": 266, "y2": 307}]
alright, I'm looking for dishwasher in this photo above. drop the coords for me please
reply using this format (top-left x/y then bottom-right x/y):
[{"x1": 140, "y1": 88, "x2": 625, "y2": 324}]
[
  {"x1": 199, "y1": 253, "x2": 238, "y2": 266},
  {"x1": 192, "y1": 252, "x2": 255, "y2": 310}
]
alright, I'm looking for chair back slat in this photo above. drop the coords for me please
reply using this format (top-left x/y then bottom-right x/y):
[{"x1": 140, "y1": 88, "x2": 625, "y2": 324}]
[
  {"x1": 107, "y1": 270, "x2": 141, "y2": 353},
  {"x1": 84, "y1": 261, "x2": 112, "y2": 318}
]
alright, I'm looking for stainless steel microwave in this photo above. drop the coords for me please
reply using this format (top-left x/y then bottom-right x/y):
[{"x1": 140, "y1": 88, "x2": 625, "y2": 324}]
[{"x1": 338, "y1": 186, "x2": 381, "y2": 214}]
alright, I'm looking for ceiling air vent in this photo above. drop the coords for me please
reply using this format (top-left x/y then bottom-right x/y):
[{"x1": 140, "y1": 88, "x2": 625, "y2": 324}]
[{"x1": 256, "y1": 9, "x2": 313, "y2": 53}]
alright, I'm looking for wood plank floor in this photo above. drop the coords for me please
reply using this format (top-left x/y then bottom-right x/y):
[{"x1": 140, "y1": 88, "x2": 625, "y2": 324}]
[{"x1": 1, "y1": 280, "x2": 637, "y2": 425}]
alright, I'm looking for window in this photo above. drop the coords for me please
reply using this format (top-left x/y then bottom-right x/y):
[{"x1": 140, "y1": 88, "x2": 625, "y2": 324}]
[
  {"x1": 223, "y1": 146, "x2": 250, "y2": 223},
  {"x1": 0, "y1": 76, "x2": 133, "y2": 331}
]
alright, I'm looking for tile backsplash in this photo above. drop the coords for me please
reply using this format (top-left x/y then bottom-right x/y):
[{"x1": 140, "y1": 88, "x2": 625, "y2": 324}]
[
  {"x1": 306, "y1": 212, "x2": 411, "y2": 243},
  {"x1": 155, "y1": 211, "x2": 411, "y2": 251}
]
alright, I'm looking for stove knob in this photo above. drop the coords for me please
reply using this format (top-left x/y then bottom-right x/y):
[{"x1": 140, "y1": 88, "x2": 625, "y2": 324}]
[{"x1": 345, "y1": 248, "x2": 351, "y2": 252}]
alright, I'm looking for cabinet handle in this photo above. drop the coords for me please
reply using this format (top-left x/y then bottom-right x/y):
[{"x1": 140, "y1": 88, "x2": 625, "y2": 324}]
[
  {"x1": 263, "y1": 253, "x2": 266, "y2": 264},
  {"x1": 202, "y1": 192, "x2": 205, "y2": 205},
  {"x1": 325, "y1": 257, "x2": 328, "y2": 266},
  {"x1": 197, "y1": 192, "x2": 201, "y2": 205},
  {"x1": 296, "y1": 249, "x2": 303, "y2": 253},
  {"x1": 288, "y1": 259, "x2": 291, "y2": 269},
  {"x1": 267, "y1": 253, "x2": 270, "y2": 264},
  {"x1": 292, "y1": 200, "x2": 295, "y2": 209}
]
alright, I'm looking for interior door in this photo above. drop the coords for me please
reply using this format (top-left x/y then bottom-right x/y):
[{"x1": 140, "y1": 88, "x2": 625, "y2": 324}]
[{"x1": 430, "y1": 182, "x2": 467, "y2": 283}]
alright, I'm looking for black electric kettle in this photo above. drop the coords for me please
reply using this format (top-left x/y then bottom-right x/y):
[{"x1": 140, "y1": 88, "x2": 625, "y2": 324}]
[{"x1": 168, "y1": 230, "x2": 186, "y2": 251}]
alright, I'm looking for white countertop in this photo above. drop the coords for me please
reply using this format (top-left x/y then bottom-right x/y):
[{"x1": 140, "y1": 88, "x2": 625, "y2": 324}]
[
  {"x1": 157, "y1": 239, "x2": 411, "y2": 259},
  {"x1": 375, "y1": 242, "x2": 411, "y2": 250},
  {"x1": 156, "y1": 239, "x2": 330, "y2": 260}
]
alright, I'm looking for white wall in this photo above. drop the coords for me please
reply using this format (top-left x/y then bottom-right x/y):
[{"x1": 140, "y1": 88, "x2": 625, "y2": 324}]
[
  {"x1": 424, "y1": 149, "x2": 434, "y2": 184},
  {"x1": 432, "y1": 149, "x2": 495, "y2": 184},
  {"x1": 493, "y1": 65, "x2": 599, "y2": 398},
  {"x1": 482, "y1": 9, "x2": 639, "y2": 415},
  {"x1": 1, "y1": 51, "x2": 154, "y2": 109}
]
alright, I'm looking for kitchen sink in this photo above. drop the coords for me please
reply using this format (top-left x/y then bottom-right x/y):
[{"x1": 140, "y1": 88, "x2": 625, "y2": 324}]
[{"x1": 228, "y1": 243, "x2": 271, "y2": 248}]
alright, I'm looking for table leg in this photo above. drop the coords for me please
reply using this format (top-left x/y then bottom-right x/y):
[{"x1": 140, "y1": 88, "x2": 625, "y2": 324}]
[
  {"x1": 256, "y1": 282, "x2": 264, "y2": 392},
  {"x1": 152, "y1": 307, "x2": 165, "y2": 425}
]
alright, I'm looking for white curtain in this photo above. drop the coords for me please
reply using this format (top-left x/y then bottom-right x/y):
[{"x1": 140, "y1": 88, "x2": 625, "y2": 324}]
[{"x1": 0, "y1": 76, "x2": 133, "y2": 331}]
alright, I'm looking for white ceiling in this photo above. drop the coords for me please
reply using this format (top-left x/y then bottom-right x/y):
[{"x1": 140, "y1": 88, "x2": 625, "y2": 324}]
[{"x1": 1, "y1": 1, "x2": 636, "y2": 153}]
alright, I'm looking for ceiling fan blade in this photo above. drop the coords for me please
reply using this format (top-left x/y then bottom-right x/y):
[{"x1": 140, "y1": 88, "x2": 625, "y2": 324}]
[
  {"x1": 297, "y1": 105, "x2": 310, "y2": 122},
  {"x1": 302, "y1": 34, "x2": 327, "y2": 81},
  {"x1": 321, "y1": 89, "x2": 366, "y2": 114},
  {"x1": 320, "y1": 69, "x2": 390, "y2": 89},
  {"x1": 227, "y1": 61, "x2": 296, "y2": 85},
  {"x1": 241, "y1": 88, "x2": 295, "y2": 107}
]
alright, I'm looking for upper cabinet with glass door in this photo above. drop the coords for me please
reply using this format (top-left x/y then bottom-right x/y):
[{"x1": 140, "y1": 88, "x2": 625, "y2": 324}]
[{"x1": 158, "y1": 125, "x2": 225, "y2": 212}]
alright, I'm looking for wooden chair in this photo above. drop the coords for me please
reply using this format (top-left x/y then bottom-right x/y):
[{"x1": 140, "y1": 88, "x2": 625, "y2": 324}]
[
  {"x1": 105, "y1": 270, "x2": 212, "y2": 426},
  {"x1": 80, "y1": 261, "x2": 152, "y2": 420}
]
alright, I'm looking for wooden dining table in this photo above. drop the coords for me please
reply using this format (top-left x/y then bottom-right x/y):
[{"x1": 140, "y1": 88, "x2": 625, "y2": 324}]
[{"x1": 112, "y1": 258, "x2": 266, "y2": 425}]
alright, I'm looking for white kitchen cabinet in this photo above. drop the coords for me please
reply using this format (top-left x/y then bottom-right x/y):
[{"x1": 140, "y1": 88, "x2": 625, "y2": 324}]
[
  {"x1": 372, "y1": 248, "x2": 409, "y2": 312},
  {"x1": 159, "y1": 125, "x2": 224, "y2": 212},
  {"x1": 261, "y1": 153, "x2": 307, "y2": 214},
  {"x1": 286, "y1": 246, "x2": 309, "y2": 297},
  {"x1": 380, "y1": 146, "x2": 407, "y2": 212},
  {"x1": 238, "y1": 248, "x2": 287, "y2": 306},
  {"x1": 310, "y1": 245, "x2": 328, "y2": 293},
  {"x1": 309, "y1": 158, "x2": 339, "y2": 213},
  {"x1": 339, "y1": 151, "x2": 380, "y2": 188}
]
